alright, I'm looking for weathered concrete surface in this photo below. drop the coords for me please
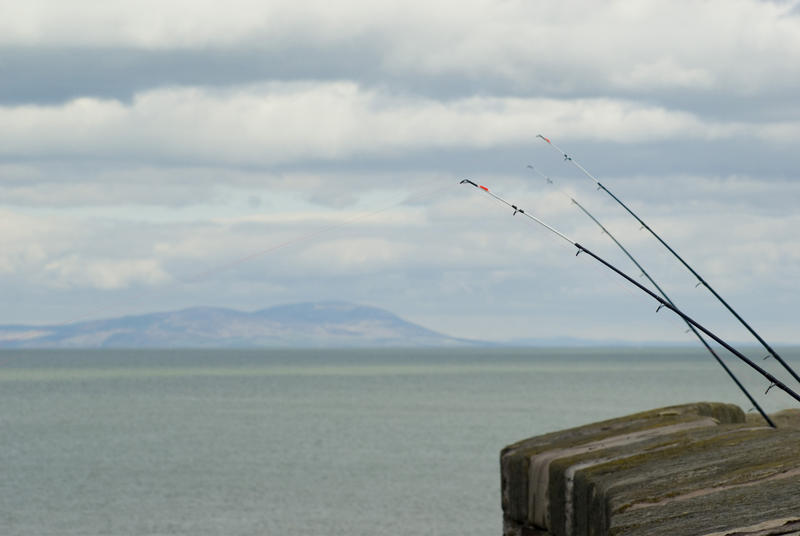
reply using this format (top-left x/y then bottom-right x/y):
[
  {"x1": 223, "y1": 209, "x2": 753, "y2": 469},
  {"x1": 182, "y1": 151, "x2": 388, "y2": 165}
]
[
  {"x1": 501, "y1": 403, "x2": 800, "y2": 536},
  {"x1": 747, "y1": 408, "x2": 800, "y2": 428}
]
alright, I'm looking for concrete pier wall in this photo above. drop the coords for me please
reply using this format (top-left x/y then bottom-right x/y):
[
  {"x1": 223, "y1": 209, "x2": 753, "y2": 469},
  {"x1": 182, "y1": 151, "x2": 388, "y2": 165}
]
[{"x1": 500, "y1": 402, "x2": 800, "y2": 536}]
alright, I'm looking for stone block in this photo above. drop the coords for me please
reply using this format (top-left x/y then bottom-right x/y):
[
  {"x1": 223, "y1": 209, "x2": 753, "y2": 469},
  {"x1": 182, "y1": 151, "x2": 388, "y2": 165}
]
[{"x1": 500, "y1": 402, "x2": 800, "y2": 535}]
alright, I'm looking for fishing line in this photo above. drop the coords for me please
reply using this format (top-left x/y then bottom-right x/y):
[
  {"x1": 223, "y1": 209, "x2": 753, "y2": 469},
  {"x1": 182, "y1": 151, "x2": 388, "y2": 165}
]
[
  {"x1": 180, "y1": 181, "x2": 450, "y2": 284},
  {"x1": 460, "y1": 178, "x2": 800, "y2": 406},
  {"x1": 20, "y1": 181, "x2": 451, "y2": 333},
  {"x1": 537, "y1": 134, "x2": 800, "y2": 387},
  {"x1": 527, "y1": 165, "x2": 775, "y2": 427}
]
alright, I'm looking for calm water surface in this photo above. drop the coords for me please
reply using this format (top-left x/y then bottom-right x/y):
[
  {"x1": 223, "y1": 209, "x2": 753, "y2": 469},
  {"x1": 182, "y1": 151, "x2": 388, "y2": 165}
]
[{"x1": 1, "y1": 347, "x2": 798, "y2": 536}]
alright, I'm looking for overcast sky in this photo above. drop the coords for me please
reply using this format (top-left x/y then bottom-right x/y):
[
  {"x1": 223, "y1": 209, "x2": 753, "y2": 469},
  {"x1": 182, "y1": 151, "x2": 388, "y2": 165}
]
[{"x1": 1, "y1": 1, "x2": 799, "y2": 354}]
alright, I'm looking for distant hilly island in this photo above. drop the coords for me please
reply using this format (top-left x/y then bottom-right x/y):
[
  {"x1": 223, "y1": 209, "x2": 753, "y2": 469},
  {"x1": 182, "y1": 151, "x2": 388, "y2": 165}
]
[
  {"x1": 0, "y1": 301, "x2": 698, "y2": 349},
  {"x1": 0, "y1": 302, "x2": 487, "y2": 349}
]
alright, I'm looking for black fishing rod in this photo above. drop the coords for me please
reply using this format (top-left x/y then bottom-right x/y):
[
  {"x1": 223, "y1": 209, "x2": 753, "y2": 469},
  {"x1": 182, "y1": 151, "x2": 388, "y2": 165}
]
[
  {"x1": 527, "y1": 165, "x2": 775, "y2": 427},
  {"x1": 460, "y1": 178, "x2": 800, "y2": 406},
  {"x1": 537, "y1": 135, "x2": 800, "y2": 387}
]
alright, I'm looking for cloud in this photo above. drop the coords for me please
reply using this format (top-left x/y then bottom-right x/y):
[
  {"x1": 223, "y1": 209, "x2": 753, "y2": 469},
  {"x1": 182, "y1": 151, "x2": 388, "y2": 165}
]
[
  {"x1": 3, "y1": 82, "x2": 787, "y2": 168},
  {"x1": 0, "y1": 0, "x2": 798, "y2": 345},
  {"x1": 43, "y1": 255, "x2": 170, "y2": 290},
  {"x1": 611, "y1": 58, "x2": 714, "y2": 91},
  {"x1": 0, "y1": 1, "x2": 272, "y2": 48},
  {"x1": 0, "y1": 210, "x2": 77, "y2": 274},
  {"x1": 0, "y1": 165, "x2": 219, "y2": 208},
  {"x1": 297, "y1": 238, "x2": 414, "y2": 274},
  {"x1": 4, "y1": 0, "x2": 800, "y2": 107}
]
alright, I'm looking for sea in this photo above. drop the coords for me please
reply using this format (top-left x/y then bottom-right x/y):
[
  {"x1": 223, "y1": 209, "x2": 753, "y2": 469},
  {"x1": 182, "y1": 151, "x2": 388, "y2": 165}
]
[{"x1": 1, "y1": 347, "x2": 798, "y2": 536}]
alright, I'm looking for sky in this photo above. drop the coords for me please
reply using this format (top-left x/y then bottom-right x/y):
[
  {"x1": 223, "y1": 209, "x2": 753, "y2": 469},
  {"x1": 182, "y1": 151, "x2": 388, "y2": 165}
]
[{"x1": 1, "y1": 0, "x2": 799, "y2": 348}]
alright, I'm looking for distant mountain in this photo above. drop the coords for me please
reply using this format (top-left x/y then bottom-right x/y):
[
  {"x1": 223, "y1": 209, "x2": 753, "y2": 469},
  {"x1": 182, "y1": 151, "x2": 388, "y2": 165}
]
[{"x1": 0, "y1": 302, "x2": 485, "y2": 348}]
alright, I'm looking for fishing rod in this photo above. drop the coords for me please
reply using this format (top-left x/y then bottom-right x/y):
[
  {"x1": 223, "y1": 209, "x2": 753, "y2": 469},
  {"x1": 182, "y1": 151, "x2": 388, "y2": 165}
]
[
  {"x1": 537, "y1": 135, "x2": 800, "y2": 387},
  {"x1": 459, "y1": 178, "x2": 800, "y2": 406},
  {"x1": 527, "y1": 165, "x2": 775, "y2": 427}
]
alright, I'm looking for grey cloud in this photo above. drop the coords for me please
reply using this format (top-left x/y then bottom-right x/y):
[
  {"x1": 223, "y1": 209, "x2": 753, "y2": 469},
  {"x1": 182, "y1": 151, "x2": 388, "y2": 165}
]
[
  {"x1": 0, "y1": 45, "x2": 584, "y2": 105},
  {"x1": 1, "y1": 135, "x2": 798, "y2": 212},
  {"x1": 0, "y1": 44, "x2": 384, "y2": 105},
  {"x1": 2, "y1": 0, "x2": 799, "y2": 344},
  {"x1": 5, "y1": 43, "x2": 800, "y2": 129},
  {"x1": 0, "y1": 163, "x2": 224, "y2": 207},
  {"x1": 3, "y1": 1, "x2": 800, "y2": 109}
]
